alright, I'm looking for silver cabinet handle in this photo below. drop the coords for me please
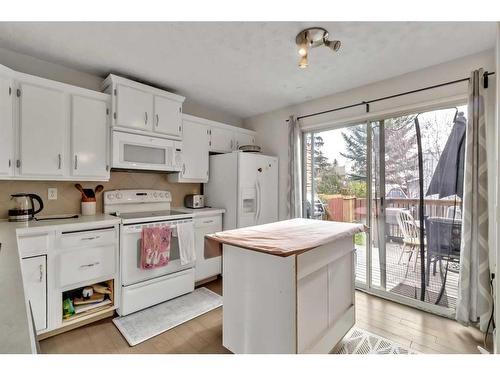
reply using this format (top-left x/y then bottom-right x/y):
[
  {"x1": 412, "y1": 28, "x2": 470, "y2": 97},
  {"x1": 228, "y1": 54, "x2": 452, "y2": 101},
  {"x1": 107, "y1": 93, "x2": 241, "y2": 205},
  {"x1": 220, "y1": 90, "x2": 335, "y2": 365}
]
[
  {"x1": 79, "y1": 261, "x2": 100, "y2": 269},
  {"x1": 16, "y1": 159, "x2": 21, "y2": 168},
  {"x1": 74, "y1": 154, "x2": 78, "y2": 170},
  {"x1": 145, "y1": 111, "x2": 148, "y2": 125},
  {"x1": 182, "y1": 163, "x2": 186, "y2": 174},
  {"x1": 230, "y1": 139, "x2": 234, "y2": 150},
  {"x1": 81, "y1": 235, "x2": 100, "y2": 241},
  {"x1": 58, "y1": 154, "x2": 62, "y2": 169},
  {"x1": 39, "y1": 264, "x2": 43, "y2": 282},
  {"x1": 203, "y1": 220, "x2": 214, "y2": 224},
  {"x1": 156, "y1": 114, "x2": 159, "y2": 127}
]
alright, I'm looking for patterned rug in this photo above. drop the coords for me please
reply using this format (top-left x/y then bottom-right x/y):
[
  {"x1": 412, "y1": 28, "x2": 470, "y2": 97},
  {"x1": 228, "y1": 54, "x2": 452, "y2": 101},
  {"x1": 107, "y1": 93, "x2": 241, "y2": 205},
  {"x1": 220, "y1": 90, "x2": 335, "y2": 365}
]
[{"x1": 333, "y1": 328, "x2": 417, "y2": 354}]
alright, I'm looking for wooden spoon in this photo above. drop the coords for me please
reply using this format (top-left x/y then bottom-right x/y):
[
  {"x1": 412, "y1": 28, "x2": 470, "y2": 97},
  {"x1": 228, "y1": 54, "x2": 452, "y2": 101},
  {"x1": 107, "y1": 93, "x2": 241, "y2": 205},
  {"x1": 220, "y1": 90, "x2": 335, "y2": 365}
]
[
  {"x1": 74, "y1": 183, "x2": 87, "y2": 199},
  {"x1": 94, "y1": 185, "x2": 104, "y2": 195}
]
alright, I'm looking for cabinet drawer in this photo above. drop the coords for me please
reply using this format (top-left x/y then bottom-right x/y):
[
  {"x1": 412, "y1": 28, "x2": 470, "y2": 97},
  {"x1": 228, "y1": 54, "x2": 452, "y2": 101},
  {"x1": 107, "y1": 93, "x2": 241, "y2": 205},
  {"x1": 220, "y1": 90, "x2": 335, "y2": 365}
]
[
  {"x1": 194, "y1": 215, "x2": 222, "y2": 229},
  {"x1": 59, "y1": 228, "x2": 115, "y2": 249},
  {"x1": 59, "y1": 245, "x2": 116, "y2": 288},
  {"x1": 18, "y1": 234, "x2": 49, "y2": 258}
]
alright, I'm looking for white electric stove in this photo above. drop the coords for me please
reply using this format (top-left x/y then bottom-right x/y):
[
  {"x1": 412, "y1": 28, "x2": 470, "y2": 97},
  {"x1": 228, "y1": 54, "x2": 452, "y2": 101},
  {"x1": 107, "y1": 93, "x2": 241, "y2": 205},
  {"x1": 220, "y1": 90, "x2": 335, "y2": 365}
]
[{"x1": 104, "y1": 189, "x2": 195, "y2": 316}]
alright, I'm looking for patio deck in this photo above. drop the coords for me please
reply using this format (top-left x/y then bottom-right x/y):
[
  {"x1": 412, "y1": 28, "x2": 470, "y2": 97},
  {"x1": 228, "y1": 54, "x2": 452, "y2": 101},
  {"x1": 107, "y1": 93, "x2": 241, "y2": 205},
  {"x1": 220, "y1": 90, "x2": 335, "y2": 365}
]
[{"x1": 355, "y1": 241, "x2": 459, "y2": 310}]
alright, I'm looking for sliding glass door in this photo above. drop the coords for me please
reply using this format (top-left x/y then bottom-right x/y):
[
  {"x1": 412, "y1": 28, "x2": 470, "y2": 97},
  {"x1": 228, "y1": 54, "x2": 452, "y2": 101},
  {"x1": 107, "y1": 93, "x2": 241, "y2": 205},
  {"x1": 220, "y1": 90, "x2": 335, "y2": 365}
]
[
  {"x1": 370, "y1": 106, "x2": 465, "y2": 314},
  {"x1": 303, "y1": 104, "x2": 466, "y2": 315},
  {"x1": 303, "y1": 124, "x2": 369, "y2": 285}
]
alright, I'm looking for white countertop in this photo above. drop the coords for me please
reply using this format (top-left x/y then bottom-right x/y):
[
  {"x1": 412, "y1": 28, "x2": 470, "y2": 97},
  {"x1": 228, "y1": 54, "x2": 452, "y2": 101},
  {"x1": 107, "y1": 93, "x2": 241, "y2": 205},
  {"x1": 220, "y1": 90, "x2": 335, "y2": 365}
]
[
  {"x1": 0, "y1": 214, "x2": 120, "y2": 354},
  {"x1": 174, "y1": 207, "x2": 225, "y2": 217}
]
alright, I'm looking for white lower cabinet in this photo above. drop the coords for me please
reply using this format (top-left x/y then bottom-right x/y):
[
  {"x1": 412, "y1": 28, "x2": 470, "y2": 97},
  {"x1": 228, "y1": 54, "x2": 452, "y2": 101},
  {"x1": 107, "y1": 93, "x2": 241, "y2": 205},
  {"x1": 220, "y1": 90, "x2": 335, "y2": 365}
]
[
  {"x1": 17, "y1": 223, "x2": 119, "y2": 337},
  {"x1": 21, "y1": 256, "x2": 47, "y2": 332},
  {"x1": 194, "y1": 215, "x2": 222, "y2": 282}
]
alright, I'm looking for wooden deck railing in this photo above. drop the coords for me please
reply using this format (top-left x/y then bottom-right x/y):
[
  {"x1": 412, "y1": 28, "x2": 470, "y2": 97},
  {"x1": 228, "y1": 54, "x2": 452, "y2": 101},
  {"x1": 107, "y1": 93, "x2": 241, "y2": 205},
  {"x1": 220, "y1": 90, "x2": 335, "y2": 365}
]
[{"x1": 319, "y1": 195, "x2": 461, "y2": 241}]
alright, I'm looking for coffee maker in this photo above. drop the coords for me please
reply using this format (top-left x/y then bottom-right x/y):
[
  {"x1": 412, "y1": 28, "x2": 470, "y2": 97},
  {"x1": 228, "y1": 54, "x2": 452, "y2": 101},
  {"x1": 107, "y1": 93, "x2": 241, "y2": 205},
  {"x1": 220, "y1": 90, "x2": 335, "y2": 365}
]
[{"x1": 8, "y1": 193, "x2": 44, "y2": 222}]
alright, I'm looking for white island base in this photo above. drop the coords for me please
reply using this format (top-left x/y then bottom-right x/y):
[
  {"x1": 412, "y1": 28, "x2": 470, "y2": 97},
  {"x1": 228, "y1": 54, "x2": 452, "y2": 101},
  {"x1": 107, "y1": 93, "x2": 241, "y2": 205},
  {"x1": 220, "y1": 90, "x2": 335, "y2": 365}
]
[{"x1": 222, "y1": 236, "x2": 355, "y2": 354}]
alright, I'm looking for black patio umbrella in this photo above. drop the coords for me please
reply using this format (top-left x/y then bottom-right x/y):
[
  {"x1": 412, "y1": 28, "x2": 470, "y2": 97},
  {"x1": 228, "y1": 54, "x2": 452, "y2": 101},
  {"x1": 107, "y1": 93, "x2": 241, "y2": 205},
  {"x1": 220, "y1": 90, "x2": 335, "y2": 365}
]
[{"x1": 426, "y1": 111, "x2": 466, "y2": 198}]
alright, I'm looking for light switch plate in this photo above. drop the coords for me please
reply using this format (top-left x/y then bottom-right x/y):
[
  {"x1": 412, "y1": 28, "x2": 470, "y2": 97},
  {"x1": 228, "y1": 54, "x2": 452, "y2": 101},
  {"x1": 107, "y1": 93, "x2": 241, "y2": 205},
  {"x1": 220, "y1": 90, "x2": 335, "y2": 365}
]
[{"x1": 48, "y1": 188, "x2": 57, "y2": 200}]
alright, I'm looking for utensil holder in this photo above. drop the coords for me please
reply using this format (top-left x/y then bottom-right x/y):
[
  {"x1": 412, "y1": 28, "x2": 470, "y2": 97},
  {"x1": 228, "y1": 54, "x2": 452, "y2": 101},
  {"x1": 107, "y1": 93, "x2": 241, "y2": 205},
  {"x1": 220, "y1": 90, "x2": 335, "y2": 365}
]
[{"x1": 81, "y1": 201, "x2": 96, "y2": 216}]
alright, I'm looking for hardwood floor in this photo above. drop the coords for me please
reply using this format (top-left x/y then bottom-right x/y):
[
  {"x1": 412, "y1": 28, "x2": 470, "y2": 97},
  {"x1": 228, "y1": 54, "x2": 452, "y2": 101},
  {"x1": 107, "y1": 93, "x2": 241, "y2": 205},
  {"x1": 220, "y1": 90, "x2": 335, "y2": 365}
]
[{"x1": 40, "y1": 277, "x2": 488, "y2": 354}]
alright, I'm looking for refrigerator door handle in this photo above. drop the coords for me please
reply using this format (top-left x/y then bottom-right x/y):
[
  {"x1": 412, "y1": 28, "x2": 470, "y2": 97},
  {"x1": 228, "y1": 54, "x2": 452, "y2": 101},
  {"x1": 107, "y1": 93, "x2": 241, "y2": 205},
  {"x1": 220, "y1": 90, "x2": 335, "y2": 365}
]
[{"x1": 256, "y1": 179, "x2": 261, "y2": 222}]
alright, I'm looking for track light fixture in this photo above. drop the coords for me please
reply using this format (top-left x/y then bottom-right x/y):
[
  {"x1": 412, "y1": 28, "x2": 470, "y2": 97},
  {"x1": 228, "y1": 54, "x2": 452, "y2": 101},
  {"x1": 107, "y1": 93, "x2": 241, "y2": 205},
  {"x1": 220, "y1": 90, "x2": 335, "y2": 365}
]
[{"x1": 295, "y1": 27, "x2": 341, "y2": 68}]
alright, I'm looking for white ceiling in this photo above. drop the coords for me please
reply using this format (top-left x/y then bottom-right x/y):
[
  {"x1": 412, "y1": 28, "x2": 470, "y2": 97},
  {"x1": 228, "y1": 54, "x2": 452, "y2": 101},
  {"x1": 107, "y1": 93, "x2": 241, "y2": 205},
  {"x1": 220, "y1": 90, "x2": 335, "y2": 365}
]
[{"x1": 0, "y1": 22, "x2": 496, "y2": 119}]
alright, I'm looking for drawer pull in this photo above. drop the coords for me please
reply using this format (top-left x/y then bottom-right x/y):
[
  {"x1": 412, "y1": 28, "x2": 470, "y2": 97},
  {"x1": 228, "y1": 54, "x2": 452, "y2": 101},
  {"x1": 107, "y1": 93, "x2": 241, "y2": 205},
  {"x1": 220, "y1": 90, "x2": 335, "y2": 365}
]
[
  {"x1": 203, "y1": 220, "x2": 214, "y2": 224},
  {"x1": 79, "y1": 262, "x2": 100, "y2": 269},
  {"x1": 81, "y1": 236, "x2": 101, "y2": 241},
  {"x1": 39, "y1": 264, "x2": 43, "y2": 282}
]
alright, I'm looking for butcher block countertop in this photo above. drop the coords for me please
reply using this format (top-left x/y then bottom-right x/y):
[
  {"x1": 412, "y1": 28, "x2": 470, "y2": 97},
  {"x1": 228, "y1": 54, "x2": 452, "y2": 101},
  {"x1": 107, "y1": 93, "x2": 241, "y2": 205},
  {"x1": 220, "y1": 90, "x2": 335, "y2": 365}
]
[{"x1": 205, "y1": 218, "x2": 366, "y2": 257}]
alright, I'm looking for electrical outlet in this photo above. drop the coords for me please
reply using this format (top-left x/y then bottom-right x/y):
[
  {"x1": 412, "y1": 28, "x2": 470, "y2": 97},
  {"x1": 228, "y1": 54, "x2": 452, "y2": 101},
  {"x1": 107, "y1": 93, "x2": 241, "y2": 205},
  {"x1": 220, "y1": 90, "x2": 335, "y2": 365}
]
[{"x1": 48, "y1": 188, "x2": 58, "y2": 200}]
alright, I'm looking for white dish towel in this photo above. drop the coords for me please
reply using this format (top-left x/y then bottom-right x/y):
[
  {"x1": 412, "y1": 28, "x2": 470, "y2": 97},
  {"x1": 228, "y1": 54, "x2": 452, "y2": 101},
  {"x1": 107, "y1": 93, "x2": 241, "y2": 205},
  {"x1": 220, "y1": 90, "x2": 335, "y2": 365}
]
[{"x1": 177, "y1": 221, "x2": 196, "y2": 265}]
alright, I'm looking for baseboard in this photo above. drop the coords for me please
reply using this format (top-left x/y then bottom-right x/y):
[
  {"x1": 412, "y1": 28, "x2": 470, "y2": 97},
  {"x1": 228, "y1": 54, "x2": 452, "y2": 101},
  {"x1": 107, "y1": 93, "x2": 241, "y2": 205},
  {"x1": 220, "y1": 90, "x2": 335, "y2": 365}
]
[{"x1": 38, "y1": 308, "x2": 115, "y2": 341}]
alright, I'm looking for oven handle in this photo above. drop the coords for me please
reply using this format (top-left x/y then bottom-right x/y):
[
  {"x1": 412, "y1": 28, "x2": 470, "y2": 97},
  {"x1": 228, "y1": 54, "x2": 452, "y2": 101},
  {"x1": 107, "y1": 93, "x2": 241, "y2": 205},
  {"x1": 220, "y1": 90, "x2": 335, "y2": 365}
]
[{"x1": 121, "y1": 221, "x2": 191, "y2": 234}]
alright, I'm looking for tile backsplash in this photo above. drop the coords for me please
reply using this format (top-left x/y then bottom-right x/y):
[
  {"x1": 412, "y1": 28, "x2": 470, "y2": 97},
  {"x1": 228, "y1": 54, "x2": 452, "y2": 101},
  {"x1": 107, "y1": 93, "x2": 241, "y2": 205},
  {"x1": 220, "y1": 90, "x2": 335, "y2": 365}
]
[{"x1": 0, "y1": 171, "x2": 201, "y2": 219}]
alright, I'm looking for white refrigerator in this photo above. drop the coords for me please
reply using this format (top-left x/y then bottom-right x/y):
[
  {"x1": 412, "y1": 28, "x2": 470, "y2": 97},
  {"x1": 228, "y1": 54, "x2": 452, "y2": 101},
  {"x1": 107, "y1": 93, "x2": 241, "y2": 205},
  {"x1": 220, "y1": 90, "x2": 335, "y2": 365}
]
[{"x1": 205, "y1": 152, "x2": 278, "y2": 230}]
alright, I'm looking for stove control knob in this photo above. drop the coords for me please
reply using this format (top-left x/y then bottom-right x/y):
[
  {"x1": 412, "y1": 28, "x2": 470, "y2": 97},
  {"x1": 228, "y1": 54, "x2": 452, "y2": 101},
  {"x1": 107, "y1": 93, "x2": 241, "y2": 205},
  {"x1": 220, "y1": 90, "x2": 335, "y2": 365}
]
[
  {"x1": 116, "y1": 192, "x2": 123, "y2": 200},
  {"x1": 106, "y1": 193, "x2": 114, "y2": 200},
  {"x1": 159, "y1": 193, "x2": 164, "y2": 198},
  {"x1": 153, "y1": 192, "x2": 158, "y2": 198}
]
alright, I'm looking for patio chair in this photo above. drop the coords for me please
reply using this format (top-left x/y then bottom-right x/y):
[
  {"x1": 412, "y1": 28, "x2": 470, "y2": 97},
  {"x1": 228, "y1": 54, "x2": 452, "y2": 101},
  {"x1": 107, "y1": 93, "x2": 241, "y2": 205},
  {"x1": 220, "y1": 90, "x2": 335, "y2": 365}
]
[{"x1": 396, "y1": 210, "x2": 425, "y2": 277}]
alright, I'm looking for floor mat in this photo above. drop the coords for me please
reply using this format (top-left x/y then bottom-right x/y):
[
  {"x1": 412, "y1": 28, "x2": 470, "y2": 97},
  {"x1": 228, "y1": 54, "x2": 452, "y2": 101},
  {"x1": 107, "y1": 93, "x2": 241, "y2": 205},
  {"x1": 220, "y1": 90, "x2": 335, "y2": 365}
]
[
  {"x1": 112, "y1": 287, "x2": 222, "y2": 346},
  {"x1": 390, "y1": 282, "x2": 453, "y2": 308},
  {"x1": 333, "y1": 327, "x2": 417, "y2": 354}
]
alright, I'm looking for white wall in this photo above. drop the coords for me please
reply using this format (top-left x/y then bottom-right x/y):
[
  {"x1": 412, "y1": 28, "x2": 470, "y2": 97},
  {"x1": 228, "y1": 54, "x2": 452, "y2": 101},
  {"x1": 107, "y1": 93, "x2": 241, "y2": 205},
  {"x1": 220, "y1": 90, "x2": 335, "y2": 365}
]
[
  {"x1": 0, "y1": 46, "x2": 243, "y2": 126},
  {"x1": 244, "y1": 49, "x2": 496, "y2": 223}
]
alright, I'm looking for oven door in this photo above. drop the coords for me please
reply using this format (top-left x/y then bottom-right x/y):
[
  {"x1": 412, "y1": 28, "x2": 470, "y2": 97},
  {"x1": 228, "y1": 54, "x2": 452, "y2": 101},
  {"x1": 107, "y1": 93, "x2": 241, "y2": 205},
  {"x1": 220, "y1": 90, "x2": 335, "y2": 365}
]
[
  {"x1": 112, "y1": 130, "x2": 182, "y2": 172},
  {"x1": 120, "y1": 220, "x2": 193, "y2": 286}
]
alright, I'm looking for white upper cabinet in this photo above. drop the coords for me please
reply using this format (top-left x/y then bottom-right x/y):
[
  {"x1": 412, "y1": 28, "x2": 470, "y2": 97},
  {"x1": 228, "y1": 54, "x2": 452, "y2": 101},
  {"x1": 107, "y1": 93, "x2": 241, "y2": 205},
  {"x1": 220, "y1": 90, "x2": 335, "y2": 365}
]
[
  {"x1": 170, "y1": 114, "x2": 257, "y2": 183},
  {"x1": 233, "y1": 131, "x2": 255, "y2": 149},
  {"x1": 168, "y1": 116, "x2": 209, "y2": 183},
  {"x1": 115, "y1": 84, "x2": 153, "y2": 131},
  {"x1": 154, "y1": 95, "x2": 182, "y2": 137},
  {"x1": 103, "y1": 74, "x2": 185, "y2": 139},
  {"x1": 210, "y1": 126, "x2": 234, "y2": 153},
  {"x1": 18, "y1": 81, "x2": 66, "y2": 177},
  {"x1": 0, "y1": 64, "x2": 111, "y2": 181},
  {"x1": 0, "y1": 72, "x2": 14, "y2": 177},
  {"x1": 71, "y1": 94, "x2": 110, "y2": 179}
]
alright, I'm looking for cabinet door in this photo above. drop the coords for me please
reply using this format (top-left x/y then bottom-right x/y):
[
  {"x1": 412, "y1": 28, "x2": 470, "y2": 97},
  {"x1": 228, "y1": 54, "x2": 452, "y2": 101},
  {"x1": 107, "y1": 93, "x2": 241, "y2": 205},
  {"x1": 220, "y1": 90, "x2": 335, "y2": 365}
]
[
  {"x1": 194, "y1": 218, "x2": 222, "y2": 282},
  {"x1": 154, "y1": 95, "x2": 182, "y2": 137},
  {"x1": 71, "y1": 95, "x2": 109, "y2": 179},
  {"x1": 115, "y1": 84, "x2": 153, "y2": 131},
  {"x1": 181, "y1": 120, "x2": 209, "y2": 181},
  {"x1": 210, "y1": 126, "x2": 234, "y2": 153},
  {"x1": 233, "y1": 131, "x2": 255, "y2": 150},
  {"x1": 21, "y1": 256, "x2": 47, "y2": 332},
  {"x1": 18, "y1": 82, "x2": 66, "y2": 177},
  {"x1": 0, "y1": 76, "x2": 13, "y2": 176}
]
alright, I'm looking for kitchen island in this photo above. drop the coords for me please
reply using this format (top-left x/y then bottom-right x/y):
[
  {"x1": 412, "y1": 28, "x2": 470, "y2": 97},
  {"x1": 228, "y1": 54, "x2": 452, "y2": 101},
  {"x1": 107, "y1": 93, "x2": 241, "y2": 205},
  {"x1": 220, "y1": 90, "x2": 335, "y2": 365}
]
[{"x1": 206, "y1": 218, "x2": 365, "y2": 354}]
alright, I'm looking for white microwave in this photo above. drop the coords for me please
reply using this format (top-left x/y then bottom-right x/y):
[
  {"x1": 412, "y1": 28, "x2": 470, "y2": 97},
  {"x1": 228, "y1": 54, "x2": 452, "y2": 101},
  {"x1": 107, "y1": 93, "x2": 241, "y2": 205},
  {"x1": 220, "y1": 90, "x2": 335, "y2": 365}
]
[{"x1": 112, "y1": 130, "x2": 183, "y2": 172}]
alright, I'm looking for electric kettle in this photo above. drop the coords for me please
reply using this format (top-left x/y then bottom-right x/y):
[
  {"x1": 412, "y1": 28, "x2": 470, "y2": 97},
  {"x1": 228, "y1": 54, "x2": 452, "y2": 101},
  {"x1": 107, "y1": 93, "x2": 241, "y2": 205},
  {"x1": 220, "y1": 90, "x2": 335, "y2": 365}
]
[{"x1": 8, "y1": 193, "x2": 44, "y2": 222}]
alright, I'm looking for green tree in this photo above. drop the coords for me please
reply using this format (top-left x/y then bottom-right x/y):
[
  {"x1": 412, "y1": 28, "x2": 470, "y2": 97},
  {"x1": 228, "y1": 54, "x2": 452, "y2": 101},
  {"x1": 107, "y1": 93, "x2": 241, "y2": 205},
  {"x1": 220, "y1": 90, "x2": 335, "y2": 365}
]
[
  {"x1": 340, "y1": 117, "x2": 417, "y2": 195},
  {"x1": 316, "y1": 170, "x2": 342, "y2": 195},
  {"x1": 340, "y1": 125, "x2": 366, "y2": 178}
]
